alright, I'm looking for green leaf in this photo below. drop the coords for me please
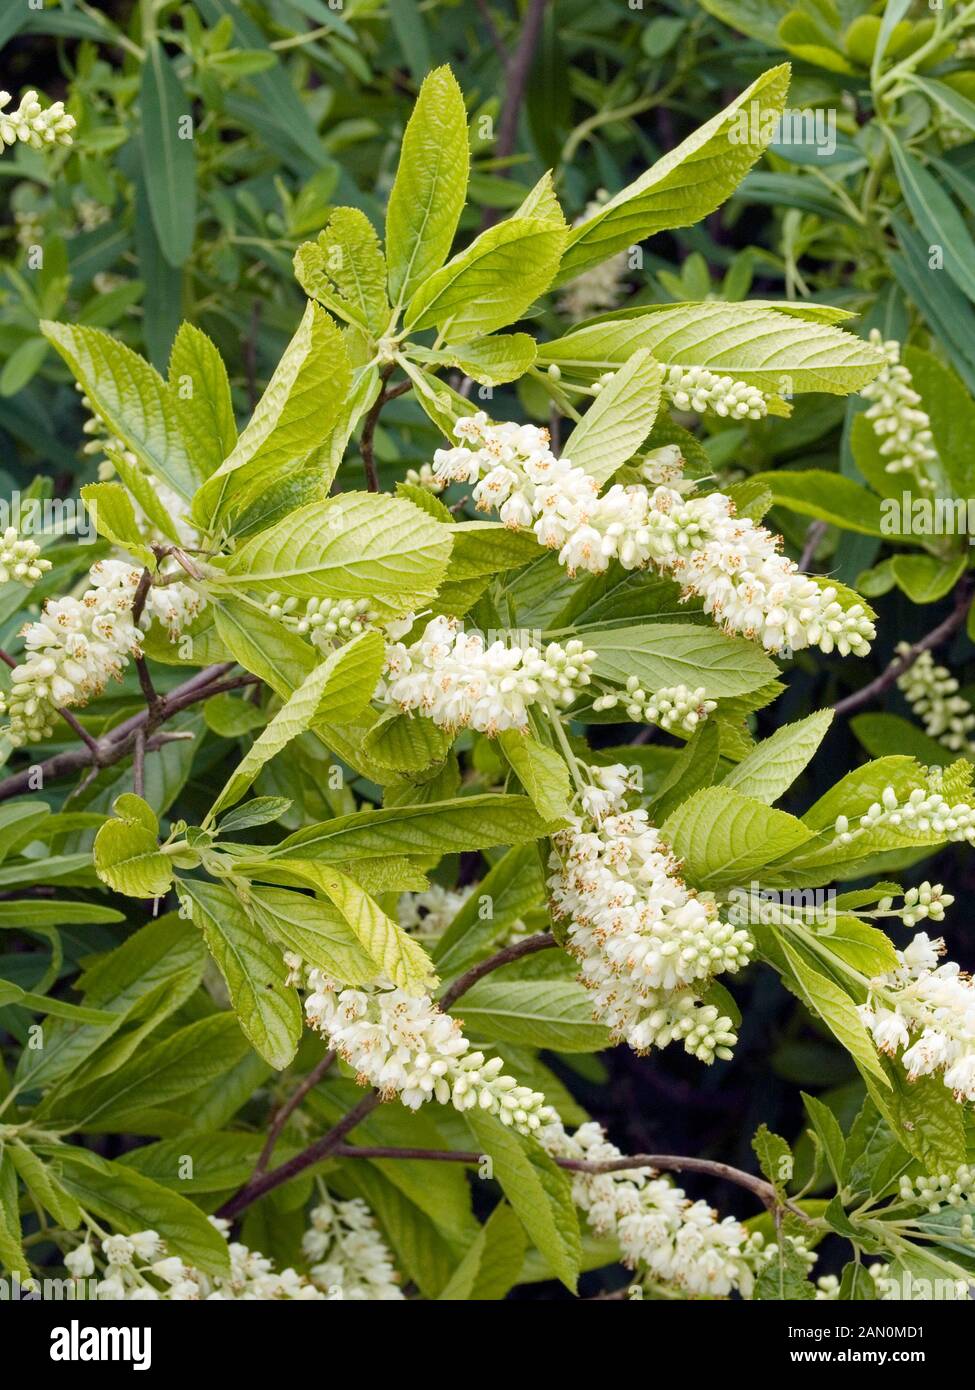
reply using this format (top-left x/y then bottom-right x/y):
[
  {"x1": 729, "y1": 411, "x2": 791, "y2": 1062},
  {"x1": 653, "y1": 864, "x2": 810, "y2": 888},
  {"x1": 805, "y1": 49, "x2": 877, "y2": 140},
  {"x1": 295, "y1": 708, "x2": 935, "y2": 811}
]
[
  {"x1": 0, "y1": 1151, "x2": 27, "y2": 1278},
  {"x1": 52, "y1": 1147, "x2": 230, "y2": 1276},
  {"x1": 801, "y1": 1091, "x2": 847, "y2": 1188},
  {"x1": 208, "y1": 631, "x2": 384, "y2": 818},
  {"x1": 9, "y1": 1143, "x2": 82, "y2": 1230},
  {"x1": 865, "y1": 1063, "x2": 966, "y2": 1174},
  {"x1": 38, "y1": 1014, "x2": 252, "y2": 1132},
  {"x1": 434, "y1": 844, "x2": 545, "y2": 975},
  {"x1": 751, "y1": 469, "x2": 886, "y2": 534},
  {"x1": 93, "y1": 817, "x2": 173, "y2": 899},
  {"x1": 588, "y1": 622, "x2": 778, "y2": 699},
  {"x1": 457, "y1": 979, "x2": 609, "y2": 1052},
  {"x1": 266, "y1": 794, "x2": 550, "y2": 863},
  {"x1": 891, "y1": 553, "x2": 966, "y2": 605},
  {"x1": 220, "y1": 491, "x2": 452, "y2": 614},
  {"x1": 663, "y1": 786, "x2": 812, "y2": 889},
  {"x1": 168, "y1": 322, "x2": 236, "y2": 475},
  {"x1": 193, "y1": 303, "x2": 351, "y2": 528},
  {"x1": 404, "y1": 216, "x2": 568, "y2": 338},
  {"x1": 140, "y1": 40, "x2": 196, "y2": 267},
  {"x1": 438, "y1": 1202, "x2": 526, "y2": 1300},
  {"x1": 538, "y1": 303, "x2": 886, "y2": 395},
  {"x1": 497, "y1": 731, "x2": 572, "y2": 825},
  {"x1": 554, "y1": 65, "x2": 790, "y2": 285},
  {"x1": 295, "y1": 207, "x2": 389, "y2": 334},
  {"x1": 565, "y1": 350, "x2": 663, "y2": 485},
  {"x1": 253, "y1": 862, "x2": 433, "y2": 992},
  {"x1": 465, "y1": 1111, "x2": 581, "y2": 1292},
  {"x1": 902, "y1": 345, "x2": 975, "y2": 498},
  {"x1": 361, "y1": 710, "x2": 453, "y2": 773},
  {"x1": 386, "y1": 66, "x2": 470, "y2": 308},
  {"x1": 79, "y1": 482, "x2": 153, "y2": 565},
  {"x1": 722, "y1": 710, "x2": 834, "y2": 804},
  {"x1": 176, "y1": 878, "x2": 303, "y2": 1070},
  {"x1": 778, "y1": 938, "x2": 889, "y2": 1088},
  {"x1": 246, "y1": 882, "x2": 378, "y2": 984},
  {"x1": 41, "y1": 320, "x2": 200, "y2": 500},
  {"x1": 752, "y1": 1123, "x2": 794, "y2": 1197},
  {"x1": 887, "y1": 135, "x2": 975, "y2": 308},
  {"x1": 418, "y1": 333, "x2": 537, "y2": 387}
]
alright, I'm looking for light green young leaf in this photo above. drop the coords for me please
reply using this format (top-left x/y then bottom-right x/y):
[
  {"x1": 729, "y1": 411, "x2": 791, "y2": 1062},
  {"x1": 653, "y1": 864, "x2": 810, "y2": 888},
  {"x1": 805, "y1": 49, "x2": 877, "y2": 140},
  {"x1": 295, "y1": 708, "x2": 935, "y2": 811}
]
[
  {"x1": 386, "y1": 65, "x2": 470, "y2": 308},
  {"x1": 722, "y1": 710, "x2": 834, "y2": 804},
  {"x1": 564, "y1": 349, "x2": 663, "y2": 484},
  {"x1": 438, "y1": 1202, "x2": 527, "y2": 1301},
  {"x1": 220, "y1": 491, "x2": 452, "y2": 614},
  {"x1": 537, "y1": 302, "x2": 887, "y2": 394},
  {"x1": 207, "y1": 630, "x2": 384, "y2": 818},
  {"x1": 9, "y1": 1143, "x2": 82, "y2": 1230},
  {"x1": 93, "y1": 817, "x2": 173, "y2": 899},
  {"x1": 498, "y1": 731, "x2": 572, "y2": 825},
  {"x1": 779, "y1": 938, "x2": 890, "y2": 1088},
  {"x1": 748, "y1": 470, "x2": 886, "y2": 534},
  {"x1": 404, "y1": 217, "x2": 568, "y2": 338},
  {"x1": 79, "y1": 482, "x2": 153, "y2": 565},
  {"x1": 801, "y1": 1091, "x2": 847, "y2": 1188},
  {"x1": 168, "y1": 322, "x2": 236, "y2": 475},
  {"x1": 41, "y1": 321, "x2": 200, "y2": 500},
  {"x1": 192, "y1": 303, "x2": 351, "y2": 529},
  {"x1": 246, "y1": 883, "x2": 378, "y2": 985},
  {"x1": 361, "y1": 710, "x2": 453, "y2": 773},
  {"x1": 413, "y1": 332, "x2": 538, "y2": 386},
  {"x1": 554, "y1": 64, "x2": 791, "y2": 284},
  {"x1": 176, "y1": 878, "x2": 303, "y2": 1070},
  {"x1": 295, "y1": 207, "x2": 389, "y2": 334},
  {"x1": 663, "y1": 786, "x2": 812, "y2": 889}
]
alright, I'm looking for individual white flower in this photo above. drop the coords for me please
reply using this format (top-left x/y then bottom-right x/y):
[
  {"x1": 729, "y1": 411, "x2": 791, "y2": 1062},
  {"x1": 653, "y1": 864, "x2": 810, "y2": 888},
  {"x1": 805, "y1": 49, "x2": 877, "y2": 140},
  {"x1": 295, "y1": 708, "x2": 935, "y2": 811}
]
[
  {"x1": 404, "y1": 462, "x2": 446, "y2": 493},
  {"x1": 0, "y1": 89, "x2": 75, "y2": 151},
  {"x1": 548, "y1": 804, "x2": 751, "y2": 1060},
  {"x1": 303, "y1": 1192, "x2": 404, "y2": 1299},
  {"x1": 859, "y1": 931, "x2": 975, "y2": 1102},
  {"x1": 64, "y1": 1242, "x2": 95, "y2": 1278},
  {"x1": 861, "y1": 331, "x2": 938, "y2": 489},
  {"x1": 0, "y1": 527, "x2": 51, "y2": 587},
  {"x1": 382, "y1": 614, "x2": 595, "y2": 735},
  {"x1": 897, "y1": 647, "x2": 975, "y2": 753},
  {"x1": 293, "y1": 963, "x2": 556, "y2": 1136}
]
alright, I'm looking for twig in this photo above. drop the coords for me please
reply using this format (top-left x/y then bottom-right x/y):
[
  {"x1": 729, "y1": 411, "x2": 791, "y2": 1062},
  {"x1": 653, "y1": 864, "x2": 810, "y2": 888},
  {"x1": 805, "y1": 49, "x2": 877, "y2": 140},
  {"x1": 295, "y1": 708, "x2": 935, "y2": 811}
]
[
  {"x1": 360, "y1": 364, "x2": 396, "y2": 492},
  {"x1": 326, "y1": 1145, "x2": 792, "y2": 1218},
  {"x1": 132, "y1": 729, "x2": 146, "y2": 798},
  {"x1": 479, "y1": 0, "x2": 549, "y2": 230},
  {"x1": 438, "y1": 931, "x2": 555, "y2": 1010},
  {"x1": 255, "y1": 1050, "x2": 336, "y2": 1177},
  {"x1": 0, "y1": 663, "x2": 255, "y2": 802},
  {"x1": 833, "y1": 574, "x2": 974, "y2": 719}
]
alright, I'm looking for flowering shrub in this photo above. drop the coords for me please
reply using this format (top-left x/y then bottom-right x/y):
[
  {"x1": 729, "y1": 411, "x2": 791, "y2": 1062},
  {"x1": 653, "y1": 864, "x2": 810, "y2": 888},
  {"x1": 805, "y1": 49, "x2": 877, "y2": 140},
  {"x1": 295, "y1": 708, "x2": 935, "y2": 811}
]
[{"x1": 3, "y1": 2, "x2": 975, "y2": 1312}]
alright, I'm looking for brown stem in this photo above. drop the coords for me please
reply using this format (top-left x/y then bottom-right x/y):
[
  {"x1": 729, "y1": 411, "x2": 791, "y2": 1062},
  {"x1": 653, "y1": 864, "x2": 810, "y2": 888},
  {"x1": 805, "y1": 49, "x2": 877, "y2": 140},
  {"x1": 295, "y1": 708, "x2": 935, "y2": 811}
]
[
  {"x1": 254, "y1": 1050, "x2": 336, "y2": 1177},
  {"x1": 833, "y1": 574, "x2": 974, "y2": 719},
  {"x1": 799, "y1": 520, "x2": 828, "y2": 573},
  {"x1": 438, "y1": 931, "x2": 555, "y2": 1010},
  {"x1": 326, "y1": 1146, "x2": 787, "y2": 1216},
  {"x1": 360, "y1": 364, "x2": 395, "y2": 492},
  {"x1": 495, "y1": 0, "x2": 548, "y2": 163},
  {"x1": 132, "y1": 728, "x2": 146, "y2": 798}
]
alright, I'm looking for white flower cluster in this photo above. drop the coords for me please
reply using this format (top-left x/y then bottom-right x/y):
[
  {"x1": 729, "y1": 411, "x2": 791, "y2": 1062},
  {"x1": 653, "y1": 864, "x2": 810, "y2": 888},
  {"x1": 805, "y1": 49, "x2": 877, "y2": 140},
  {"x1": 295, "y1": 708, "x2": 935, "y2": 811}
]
[
  {"x1": 398, "y1": 883, "x2": 472, "y2": 941},
  {"x1": 266, "y1": 593, "x2": 377, "y2": 653},
  {"x1": 0, "y1": 89, "x2": 75, "y2": 151},
  {"x1": 0, "y1": 560, "x2": 203, "y2": 745},
  {"x1": 859, "y1": 931, "x2": 975, "y2": 1102},
  {"x1": 558, "y1": 193, "x2": 630, "y2": 321},
  {"x1": 593, "y1": 678, "x2": 716, "y2": 733},
  {"x1": 542, "y1": 1120, "x2": 756, "y2": 1296},
  {"x1": 860, "y1": 331, "x2": 938, "y2": 489},
  {"x1": 433, "y1": 414, "x2": 875, "y2": 656},
  {"x1": 895, "y1": 881, "x2": 954, "y2": 929},
  {"x1": 899, "y1": 1165, "x2": 975, "y2": 1220},
  {"x1": 897, "y1": 647, "x2": 975, "y2": 754},
  {"x1": 663, "y1": 364, "x2": 769, "y2": 420},
  {"x1": 64, "y1": 1220, "x2": 326, "y2": 1300},
  {"x1": 383, "y1": 614, "x2": 595, "y2": 735},
  {"x1": 834, "y1": 785, "x2": 975, "y2": 847},
  {"x1": 0, "y1": 527, "x2": 50, "y2": 587},
  {"x1": 288, "y1": 959, "x2": 556, "y2": 1135},
  {"x1": 302, "y1": 1194, "x2": 404, "y2": 1299},
  {"x1": 548, "y1": 788, "x2": 751, "y2": 1060}
]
